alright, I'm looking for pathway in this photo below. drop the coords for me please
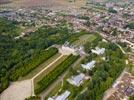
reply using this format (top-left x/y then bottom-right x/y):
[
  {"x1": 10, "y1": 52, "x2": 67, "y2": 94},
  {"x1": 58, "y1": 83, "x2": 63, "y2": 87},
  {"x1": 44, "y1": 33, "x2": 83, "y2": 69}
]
[
  {"x1": 115, "y1": 43, "x2": 126, "y2": 54},
  {"x1": 31, "y1": 54, "x2": 64, "y2": 96}
]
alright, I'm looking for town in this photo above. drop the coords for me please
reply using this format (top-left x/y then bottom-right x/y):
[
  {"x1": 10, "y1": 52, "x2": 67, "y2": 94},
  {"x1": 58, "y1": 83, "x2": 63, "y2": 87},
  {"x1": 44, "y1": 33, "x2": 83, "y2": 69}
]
[{"x1": 0, "y1": 0, "x2": 134, "y2": 100}]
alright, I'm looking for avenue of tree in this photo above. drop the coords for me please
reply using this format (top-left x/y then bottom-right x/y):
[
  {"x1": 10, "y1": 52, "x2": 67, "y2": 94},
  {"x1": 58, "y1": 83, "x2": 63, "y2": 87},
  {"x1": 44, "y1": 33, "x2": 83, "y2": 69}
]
[{"x1": 0, "y1": 18, "x2": 85, "y2": 93}]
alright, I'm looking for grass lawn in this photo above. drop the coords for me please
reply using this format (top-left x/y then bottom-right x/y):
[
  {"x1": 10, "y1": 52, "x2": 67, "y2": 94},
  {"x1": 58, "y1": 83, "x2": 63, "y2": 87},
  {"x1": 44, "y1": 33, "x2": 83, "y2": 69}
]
[
  {"x1": 67, "y1": 79, "x2": 90, "y2": 100},
  {"x1": 34, "y1": 55, "x2": 68, "y2": 86},
  {"x1": 73, "y1": 34, "x2": 97, "y2": 46},
  {"x1": 19, "y1": 53, "x2": 61, "y2": 80},
  {"x1": 44, "y1": 81, "x2": 62, "y2": 99}
]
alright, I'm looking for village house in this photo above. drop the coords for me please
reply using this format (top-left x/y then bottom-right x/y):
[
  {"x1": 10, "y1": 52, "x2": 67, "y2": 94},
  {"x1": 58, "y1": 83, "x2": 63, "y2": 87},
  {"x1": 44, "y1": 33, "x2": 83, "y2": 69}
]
[
  {"x1": 67, "y1": 73, "x2": 85, "y2": 87},
  {"x1": 48, "y1": 91, "x2": 70, "y2": 100},
  {"x1": 91, "y1": 47, "x2": 105, "y2": 55},
  {"x1": 81, "y1": 60, "x2": 96, "y2": 70}
]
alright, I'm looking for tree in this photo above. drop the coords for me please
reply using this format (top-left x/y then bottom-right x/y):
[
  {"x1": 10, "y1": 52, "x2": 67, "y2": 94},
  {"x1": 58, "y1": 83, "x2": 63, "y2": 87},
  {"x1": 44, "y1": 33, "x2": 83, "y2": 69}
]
[{"x1": 126, "y1": 22, "x2": 134, "y2": 29}]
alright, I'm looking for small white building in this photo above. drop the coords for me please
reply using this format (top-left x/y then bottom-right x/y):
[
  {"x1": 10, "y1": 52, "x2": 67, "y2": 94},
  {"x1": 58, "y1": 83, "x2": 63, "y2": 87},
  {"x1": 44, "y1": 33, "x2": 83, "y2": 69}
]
[
  {"x1": 59, "y1": 46, "x2": 77, "y2": 55},
  {"x1": 67, "y1": 73, "x2": 85, "y2": 87},
  {"x1": 81, "y1": 61, "x2": 96, "y2": 70},
  {"x1": 48, "y1": 91, "x2": 70, "y2": 100},
  {"x1": 91, "y1": 47, "x2": 105, "y2": 55},
  {"x1": 59, "y1": 41, "x2": 77, "y2": 55}
]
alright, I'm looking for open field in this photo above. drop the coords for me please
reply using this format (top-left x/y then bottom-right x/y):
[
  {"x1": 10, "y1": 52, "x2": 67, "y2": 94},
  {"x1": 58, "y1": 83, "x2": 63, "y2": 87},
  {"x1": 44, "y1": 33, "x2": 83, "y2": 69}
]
[
  {"x1": 0, "y1": 80, "x2": 32, "y2": 100},
  {"x1": 0, "y1": 0, "x2": 86, "y2": 9},
  {"x1": 0, "y1": 0, "x2": 11, "y2": 4},
  {"x1": 73, "y1": 34, "x2": 97, "y2": 46},
  {"x1": 20, "y1": 53, "x2": 61, "y2": 80}
]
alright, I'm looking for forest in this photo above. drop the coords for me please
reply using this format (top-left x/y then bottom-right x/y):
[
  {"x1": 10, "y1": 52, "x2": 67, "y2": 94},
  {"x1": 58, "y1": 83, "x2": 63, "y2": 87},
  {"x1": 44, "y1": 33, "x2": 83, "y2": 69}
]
[{"x1": 0, "y1": 18, "x2": 85, "y2": 93}]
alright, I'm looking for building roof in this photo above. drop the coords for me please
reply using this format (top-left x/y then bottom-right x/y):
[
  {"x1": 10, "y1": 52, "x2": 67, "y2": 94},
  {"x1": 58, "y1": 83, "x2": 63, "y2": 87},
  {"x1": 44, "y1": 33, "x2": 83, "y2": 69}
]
[
  {"x1": 48, "y1": 91, "x2": 70, "y2": 100},
  {"x1": 125, "y1": 86, "x2": 134, "y2": 96},
  {"x1": 81, "y1": 61, "x2": 96, "y2": 70},
  {"x1": 67, "y1": 73, "x2": 85, "y2": 86},
  {"x1": 91, "y1": 47, "x2": 105, "y2": 55}
]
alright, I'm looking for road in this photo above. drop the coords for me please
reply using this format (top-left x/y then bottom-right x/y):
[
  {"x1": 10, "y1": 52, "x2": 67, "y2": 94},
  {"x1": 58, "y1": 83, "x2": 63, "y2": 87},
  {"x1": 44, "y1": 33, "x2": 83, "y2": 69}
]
[
  {"x1": 114, "y1": 43, "x2": 126, "y2": 54},
  {"x1": 122, "y1": 39, "x2": 134, "y2": 46}
]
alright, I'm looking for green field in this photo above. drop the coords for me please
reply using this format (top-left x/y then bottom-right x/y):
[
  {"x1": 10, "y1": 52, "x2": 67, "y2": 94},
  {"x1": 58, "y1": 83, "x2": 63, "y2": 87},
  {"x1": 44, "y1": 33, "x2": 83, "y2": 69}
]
[
  {"x1": 73, "y1": 34, "x2": 97, "y2": 46},
  {"x1": 45, "y1": 81, "x2": 62, "y2": 99}
]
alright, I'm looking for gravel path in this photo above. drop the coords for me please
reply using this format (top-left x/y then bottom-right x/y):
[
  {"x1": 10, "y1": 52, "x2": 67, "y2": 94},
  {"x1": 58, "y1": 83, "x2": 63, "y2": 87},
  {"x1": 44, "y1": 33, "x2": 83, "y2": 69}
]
[{"x1": 0, "y1": 80, "x2": 32, "y2": 100}]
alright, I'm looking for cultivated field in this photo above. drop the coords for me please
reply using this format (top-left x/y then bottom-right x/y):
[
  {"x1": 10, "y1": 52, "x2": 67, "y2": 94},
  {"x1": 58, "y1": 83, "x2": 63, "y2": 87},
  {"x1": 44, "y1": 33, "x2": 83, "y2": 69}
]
[{"x1": 0, "y1": 0, "x2": 86, "y2": 9}]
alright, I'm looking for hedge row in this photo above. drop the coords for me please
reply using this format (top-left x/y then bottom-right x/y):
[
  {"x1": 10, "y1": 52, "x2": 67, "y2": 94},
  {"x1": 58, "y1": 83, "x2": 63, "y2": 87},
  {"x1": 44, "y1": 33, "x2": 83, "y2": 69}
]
[
  {"x1": 35, "y1": 55, "x2": 79, "y2": 94},
  {"x1": 10, "y1": 47, "x2": 58, "y2": 81}
]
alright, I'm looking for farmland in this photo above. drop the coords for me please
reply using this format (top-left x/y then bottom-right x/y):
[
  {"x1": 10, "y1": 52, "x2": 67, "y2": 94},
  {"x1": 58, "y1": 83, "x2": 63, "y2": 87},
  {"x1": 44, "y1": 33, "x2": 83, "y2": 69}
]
[{"x1": 0, "y1": 0, "x2": 86, "y2": 9}]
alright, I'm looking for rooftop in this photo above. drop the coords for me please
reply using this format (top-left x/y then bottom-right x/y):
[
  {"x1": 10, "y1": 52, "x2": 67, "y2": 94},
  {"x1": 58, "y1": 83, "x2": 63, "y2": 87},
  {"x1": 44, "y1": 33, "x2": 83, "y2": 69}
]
[
  {"x1": 81, "y1": 61, "x2": 96, "y2": 70},
  {"x1": 67, "y1": 73, "x2": 85, "y2": 87},
  {"x1": 48, "y1": 91, "x2": 70, "y2": 100},
  {"x1": 91, "y1": 47, "x2": 105, "y2": 55}
]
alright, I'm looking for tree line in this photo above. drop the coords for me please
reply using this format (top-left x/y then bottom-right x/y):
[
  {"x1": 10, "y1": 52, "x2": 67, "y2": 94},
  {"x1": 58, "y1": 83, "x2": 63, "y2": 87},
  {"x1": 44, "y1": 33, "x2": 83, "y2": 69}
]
[
  {"x1": 0, "y1": 18, "x2": 85, "y2": 93},
  {"x1": 10, "y1": 47, "x2": 58, "y2": 81},
  {"x1": 35, "y1": 55, "x2": 79, "y2": 94}
]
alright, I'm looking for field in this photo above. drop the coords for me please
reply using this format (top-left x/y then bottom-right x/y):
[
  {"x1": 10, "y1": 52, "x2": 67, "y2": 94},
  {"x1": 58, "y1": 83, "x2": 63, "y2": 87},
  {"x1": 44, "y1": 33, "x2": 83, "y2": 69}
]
[{"x1": 0, "y1": 0, "x2": 86, "y2": 9}]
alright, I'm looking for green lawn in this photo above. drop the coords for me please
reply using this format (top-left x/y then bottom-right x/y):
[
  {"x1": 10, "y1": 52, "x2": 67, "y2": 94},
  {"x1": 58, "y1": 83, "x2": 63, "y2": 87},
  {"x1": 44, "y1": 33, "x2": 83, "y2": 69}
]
[
  {"x1": 73, "y1": 34, "x2": 97, "y2": 46},
  {"x1": 19, "y1": 53, "x2": 61, "y2": 80},
  {"x1": 45, "y1": 81, "x2": 62, "y2": 99}
]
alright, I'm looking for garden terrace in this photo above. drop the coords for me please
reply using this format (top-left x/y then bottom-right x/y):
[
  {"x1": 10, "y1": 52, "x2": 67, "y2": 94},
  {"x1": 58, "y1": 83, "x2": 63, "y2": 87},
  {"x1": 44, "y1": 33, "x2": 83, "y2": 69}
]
[{"x1": 35, "y1": 55, "x2": 79, "y2": 94}]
